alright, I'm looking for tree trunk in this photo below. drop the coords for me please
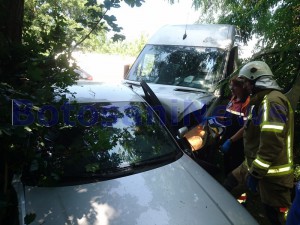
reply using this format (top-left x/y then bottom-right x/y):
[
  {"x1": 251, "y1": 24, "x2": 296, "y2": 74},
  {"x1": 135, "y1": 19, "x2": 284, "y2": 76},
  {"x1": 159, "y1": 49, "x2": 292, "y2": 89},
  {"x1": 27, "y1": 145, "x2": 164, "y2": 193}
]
[{"x1": 3, "y1": 0, "x2": 24, "y2": 43}]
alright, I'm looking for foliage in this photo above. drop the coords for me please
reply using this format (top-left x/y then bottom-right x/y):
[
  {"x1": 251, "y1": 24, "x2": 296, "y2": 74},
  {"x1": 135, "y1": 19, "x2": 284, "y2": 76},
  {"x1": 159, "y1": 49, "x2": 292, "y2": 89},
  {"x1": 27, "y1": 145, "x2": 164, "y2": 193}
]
[
  {"x1": 209, "y1": 0, "x2": 300, "y2": 179},
  {"x1": 189, "y1": 0, "x2": 300, "y2": 134},
  {"x1": 78, "y1": 32, "x2": 149, "y2": 57},
  {"x1": 190, "y1": 0, "x2": 300, "y2": 88},
  {"x1": 97, "y1": 33, "x2": 148, "y2": 57},
  {"x1": 0, "y1": 0, "x2": 144, "y2": 223}
]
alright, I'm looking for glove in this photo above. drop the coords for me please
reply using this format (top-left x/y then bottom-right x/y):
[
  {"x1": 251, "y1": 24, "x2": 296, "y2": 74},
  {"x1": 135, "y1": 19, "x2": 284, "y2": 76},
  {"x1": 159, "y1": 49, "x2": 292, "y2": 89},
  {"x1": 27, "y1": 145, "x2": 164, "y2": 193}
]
[
  {"x1": 220, "y1": 139, "x2": 232, "y2": 153},
  {"x1": 200, "y1": 116, "x2": 214, "y2": 124},
  {"x1": 246, "y1": 174, "x2": 259, "y2": 193}
]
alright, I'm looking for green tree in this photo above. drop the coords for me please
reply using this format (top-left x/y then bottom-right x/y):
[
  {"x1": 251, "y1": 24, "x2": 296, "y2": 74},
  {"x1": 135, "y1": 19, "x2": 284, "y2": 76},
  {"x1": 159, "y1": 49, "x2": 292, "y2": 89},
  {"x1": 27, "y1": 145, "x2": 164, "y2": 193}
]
[
  {"x1": 0, "y1": 0, "x2": 144, "y2": 223},
  {"x1": 188, "y1": 0, "x2": 300, "y2": 89},
  {"x1": 190, "y1": 0, "x2": 300, "y2": 146},
  {"x1": 98, "y1": 33, "x2": 148, "y2": 56}
]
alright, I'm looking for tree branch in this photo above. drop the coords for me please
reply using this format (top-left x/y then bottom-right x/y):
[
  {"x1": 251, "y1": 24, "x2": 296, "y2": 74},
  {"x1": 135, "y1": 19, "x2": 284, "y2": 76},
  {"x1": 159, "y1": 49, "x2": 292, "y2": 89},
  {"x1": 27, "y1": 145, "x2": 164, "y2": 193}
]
[
  {"x1": 71, "y1": 8, "x2": 109, "y2": 53},
  {"x1": 252, "y1": 48, "x2": 300, "y2": 60}
]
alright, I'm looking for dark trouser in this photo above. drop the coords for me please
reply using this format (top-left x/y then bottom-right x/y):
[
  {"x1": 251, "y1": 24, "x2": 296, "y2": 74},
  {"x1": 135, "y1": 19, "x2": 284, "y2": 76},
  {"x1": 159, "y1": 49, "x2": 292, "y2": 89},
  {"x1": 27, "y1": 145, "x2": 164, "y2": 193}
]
[
  {"x1": 223, "y1": 172, "x2": 238, "y2": 192},
  {"x1": 263, "y1": 204, "x2": 287, "y2": 225},
  {"x1": 223, "y1": 172, "x2": 249, "y2": 202},
  {"x1": 223, "y1": 139, "x2": 244, "y2": 175},
  {"x1": 224, "y1": 174, "x2": 287, "y2": 225}
]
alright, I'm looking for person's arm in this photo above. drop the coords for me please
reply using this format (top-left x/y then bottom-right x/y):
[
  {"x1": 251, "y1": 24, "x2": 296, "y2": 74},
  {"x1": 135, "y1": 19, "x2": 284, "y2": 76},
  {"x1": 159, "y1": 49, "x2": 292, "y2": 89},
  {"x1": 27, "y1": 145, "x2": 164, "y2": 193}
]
[
  {"x1": 220, "y1": 127, "x2": 244, "y2": 153},
  {"x1": 229, "y1": 127, "x2": 244, "y2": 143},
  {"x1": 250, "y1": 98, "x2": 290, "y2": 178}
]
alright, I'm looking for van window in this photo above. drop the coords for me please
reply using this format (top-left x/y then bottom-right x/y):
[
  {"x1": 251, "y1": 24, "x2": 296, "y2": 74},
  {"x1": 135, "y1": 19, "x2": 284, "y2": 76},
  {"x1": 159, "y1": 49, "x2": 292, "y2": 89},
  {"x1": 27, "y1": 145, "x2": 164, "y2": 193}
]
[
  {"x1": 127, "y1": 45, "x2": 226, "y2": 92},
  {"x1": 22, "y1": 101, "x2": 181, "y2": 186}
]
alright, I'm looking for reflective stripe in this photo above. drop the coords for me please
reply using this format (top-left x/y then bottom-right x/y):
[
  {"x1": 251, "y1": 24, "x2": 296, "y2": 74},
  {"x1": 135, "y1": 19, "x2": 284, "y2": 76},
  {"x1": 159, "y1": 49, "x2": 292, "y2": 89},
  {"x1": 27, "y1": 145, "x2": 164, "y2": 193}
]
[
  {"x1": 262, "y1": 97, "x2": 268, "y2": 122},
  {"x1": 261, "y1": 124, "x2": 284, "y2": 130},
  {"x1": 253, "y1": 158, "x2": 270, "y2": 169},
  {"x1": 226, "y1": 109, "x2": 244, "y2": 116},
  {"x1": 261, "y1": 121, "x2": 285, "y2": 132},
  {"x1": 247, "y1": 105, "x2": 255, "y2": 120},
  {"x1": 237, "y1": 193, "x2": 247, "y2": 204},
  {"x1": 246, "y1": 162, "x2": 293, "y2": 176},
  {"x1": 287, "y1": 101, "x2": 293, "y2": 164},
  {"x1": 267, "y1": 166, "x2": 293, "y2": 174},
  {"x1": 288, "y1": 135, "x2": 292, "y2": 163}
]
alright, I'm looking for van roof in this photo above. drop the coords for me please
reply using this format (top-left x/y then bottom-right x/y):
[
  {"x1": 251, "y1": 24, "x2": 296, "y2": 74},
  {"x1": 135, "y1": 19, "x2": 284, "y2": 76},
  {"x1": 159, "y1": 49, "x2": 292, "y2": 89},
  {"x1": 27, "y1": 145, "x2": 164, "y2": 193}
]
[{"x1": 148, "y1": 24, "x2": 236, "y2": 50}]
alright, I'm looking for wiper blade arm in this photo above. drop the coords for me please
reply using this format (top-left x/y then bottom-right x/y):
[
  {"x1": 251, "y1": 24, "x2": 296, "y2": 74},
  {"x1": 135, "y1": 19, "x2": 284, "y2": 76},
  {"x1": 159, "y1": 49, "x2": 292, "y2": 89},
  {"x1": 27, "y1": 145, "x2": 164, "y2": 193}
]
[
  {"x1": 174, "y1": 87, "x2": 208, "y2": 93},
  {"x1": 131, "y1": 152, "x2": 180, "y2": 168},
  {"x1": 123, "y1": 80, "x2": 141, "y2": 88}
]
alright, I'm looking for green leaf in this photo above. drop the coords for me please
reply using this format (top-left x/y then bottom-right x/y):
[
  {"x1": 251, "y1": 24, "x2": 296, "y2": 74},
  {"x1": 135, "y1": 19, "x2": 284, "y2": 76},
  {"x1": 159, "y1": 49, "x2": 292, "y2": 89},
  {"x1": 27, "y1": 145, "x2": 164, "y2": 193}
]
[
  {"x1": 85, "y1": 163, "x2": 100, "y2": 172},
  {"x1": 104, "y1": 0, "x2": 113, "y2": 10},
  {"x1": 28, "y1": 67, "x2": 43, "y2": 81},
  {"x1": 112, "y1": 34, "x2": 125, "y2": 42},
  {"x1": 75, "y1": 27, "x2": 84, "y2": 31}
]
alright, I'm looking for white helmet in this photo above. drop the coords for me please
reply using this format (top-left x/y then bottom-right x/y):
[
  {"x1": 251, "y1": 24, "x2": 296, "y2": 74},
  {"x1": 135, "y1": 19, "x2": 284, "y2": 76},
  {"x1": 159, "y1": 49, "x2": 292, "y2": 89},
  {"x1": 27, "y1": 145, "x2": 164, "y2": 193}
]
[{"x1": 238, "y1": 61, "x2": 273, "y2": 80}]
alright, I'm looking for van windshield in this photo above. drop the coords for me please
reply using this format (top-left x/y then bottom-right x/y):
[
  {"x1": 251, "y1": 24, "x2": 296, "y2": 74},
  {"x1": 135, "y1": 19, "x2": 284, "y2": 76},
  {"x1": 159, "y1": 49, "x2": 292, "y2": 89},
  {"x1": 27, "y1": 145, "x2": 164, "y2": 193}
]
[
  {"x1": 127, "y1": 45, "x2": 226, "y2": 91},
  {"x1": 22, "y1": 101, "x2": 181, "y2": 186}
]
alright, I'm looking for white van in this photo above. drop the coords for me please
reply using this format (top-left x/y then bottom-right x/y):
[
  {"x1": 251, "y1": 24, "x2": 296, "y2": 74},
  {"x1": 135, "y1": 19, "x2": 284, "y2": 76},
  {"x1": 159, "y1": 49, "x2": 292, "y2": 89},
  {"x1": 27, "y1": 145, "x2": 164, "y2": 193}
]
[
  {"x1": 123, "y1": 24, "x2": 240, "y2": 173},
  {"x1": 124, "y1": 24, "x2": 239, "y2": 127}
]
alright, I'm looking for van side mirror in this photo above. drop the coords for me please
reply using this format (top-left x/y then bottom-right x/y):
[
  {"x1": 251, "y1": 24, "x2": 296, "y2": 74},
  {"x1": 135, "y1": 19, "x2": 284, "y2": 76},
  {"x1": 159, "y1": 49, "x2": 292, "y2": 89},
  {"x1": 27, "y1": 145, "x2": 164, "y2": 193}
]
[{"x1": 123, "y1": 64, "x2": 130, "y2": 79}]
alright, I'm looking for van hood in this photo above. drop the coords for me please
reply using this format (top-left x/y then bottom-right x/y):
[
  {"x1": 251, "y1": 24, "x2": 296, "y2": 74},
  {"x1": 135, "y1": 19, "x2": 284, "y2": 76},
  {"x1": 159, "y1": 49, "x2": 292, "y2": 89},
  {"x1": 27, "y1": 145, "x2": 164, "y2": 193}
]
[
  {"x1": 126, "y1": 82, "x2": 216, "y2": 124},
  {"x1": 18, "y1": 155, "x2": 257, "y2": 225}
]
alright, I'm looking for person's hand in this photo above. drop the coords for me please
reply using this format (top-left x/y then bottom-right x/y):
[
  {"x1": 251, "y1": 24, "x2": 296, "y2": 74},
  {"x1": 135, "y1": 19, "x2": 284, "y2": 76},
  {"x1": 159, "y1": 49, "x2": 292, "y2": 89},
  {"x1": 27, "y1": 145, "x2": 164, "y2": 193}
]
[
  {"x1": 246, "y1": 174, "x2": 259, "y2": 193},
  {"x1": 220, "y1": 139, "x2": 232, "y2": 153}
]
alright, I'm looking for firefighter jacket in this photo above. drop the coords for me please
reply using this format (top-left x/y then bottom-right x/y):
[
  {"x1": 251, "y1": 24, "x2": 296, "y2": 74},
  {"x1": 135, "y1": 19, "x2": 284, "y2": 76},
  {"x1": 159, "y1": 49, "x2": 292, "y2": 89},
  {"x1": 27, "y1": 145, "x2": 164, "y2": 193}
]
[{"x1": 243, "y1": 89, "x2": 294, "y2": 188}]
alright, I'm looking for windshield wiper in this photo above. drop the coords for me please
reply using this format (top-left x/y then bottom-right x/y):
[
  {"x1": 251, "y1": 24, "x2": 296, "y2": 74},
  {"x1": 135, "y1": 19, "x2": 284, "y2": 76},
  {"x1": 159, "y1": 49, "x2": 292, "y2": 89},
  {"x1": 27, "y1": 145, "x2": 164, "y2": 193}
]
[
  {"x1": 174, "y1": 87, "x2": 208, "y2": 94},
  {"x1": 123, "y1": 80, "x2": 141, "y2": 88},
  {"x1": 81, "y1": 152, "x2": 180, "y2": 177},
  {"x1": 130, "y1": 151, "x2": 181, "y2": 168}
]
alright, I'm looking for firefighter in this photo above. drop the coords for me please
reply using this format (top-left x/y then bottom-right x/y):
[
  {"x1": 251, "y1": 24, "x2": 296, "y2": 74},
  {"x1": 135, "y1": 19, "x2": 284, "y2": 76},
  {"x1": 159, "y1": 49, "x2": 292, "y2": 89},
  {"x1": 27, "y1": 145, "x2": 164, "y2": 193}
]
[{"x1": 223, "y1": 61, "x2": 294, "y2": 225}]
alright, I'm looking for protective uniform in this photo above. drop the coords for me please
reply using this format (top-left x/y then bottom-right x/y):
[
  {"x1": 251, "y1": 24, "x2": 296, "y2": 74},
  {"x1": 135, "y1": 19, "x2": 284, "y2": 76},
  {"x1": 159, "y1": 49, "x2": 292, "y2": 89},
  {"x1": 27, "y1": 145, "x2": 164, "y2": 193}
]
[
  {"x1": 243, "y1": 89, "x2": 294, "y2": 203},
  {"x1": 231, "y1": 61, "x2": 294, "y2": 225}
]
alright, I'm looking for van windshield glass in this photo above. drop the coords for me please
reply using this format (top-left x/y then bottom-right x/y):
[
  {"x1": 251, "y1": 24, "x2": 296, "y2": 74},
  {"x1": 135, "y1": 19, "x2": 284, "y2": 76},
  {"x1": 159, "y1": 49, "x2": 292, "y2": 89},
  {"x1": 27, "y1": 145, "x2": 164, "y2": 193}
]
[
  {"x1": 22, "y1": 101, "x2": 181, "y2": 186},
  {"x1": 127, "y1": 45, "x2": 226, "y2": 91}
]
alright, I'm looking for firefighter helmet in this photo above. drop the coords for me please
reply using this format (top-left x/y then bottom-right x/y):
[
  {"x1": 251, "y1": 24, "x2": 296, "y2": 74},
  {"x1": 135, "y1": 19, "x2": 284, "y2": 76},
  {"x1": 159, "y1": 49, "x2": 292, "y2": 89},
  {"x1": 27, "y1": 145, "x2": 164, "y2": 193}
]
[{"x1": 238, "y1": 61, "x2": 273, "y2": 80}]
